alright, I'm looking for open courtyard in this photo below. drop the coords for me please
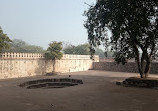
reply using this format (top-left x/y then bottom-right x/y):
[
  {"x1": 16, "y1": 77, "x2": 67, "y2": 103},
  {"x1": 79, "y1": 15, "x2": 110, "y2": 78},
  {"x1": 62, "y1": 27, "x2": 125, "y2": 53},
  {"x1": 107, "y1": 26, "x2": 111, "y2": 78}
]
[{"x1": 0, "y1": 70, "x2": 158, "y2": 111}]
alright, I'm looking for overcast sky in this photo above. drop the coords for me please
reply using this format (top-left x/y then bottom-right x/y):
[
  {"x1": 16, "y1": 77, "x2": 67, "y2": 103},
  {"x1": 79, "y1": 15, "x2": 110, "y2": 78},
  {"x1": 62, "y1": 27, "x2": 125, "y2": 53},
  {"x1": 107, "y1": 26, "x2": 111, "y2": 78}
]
[{"x1": 0, "y1": 0, "x2": 96, "y2": 49}]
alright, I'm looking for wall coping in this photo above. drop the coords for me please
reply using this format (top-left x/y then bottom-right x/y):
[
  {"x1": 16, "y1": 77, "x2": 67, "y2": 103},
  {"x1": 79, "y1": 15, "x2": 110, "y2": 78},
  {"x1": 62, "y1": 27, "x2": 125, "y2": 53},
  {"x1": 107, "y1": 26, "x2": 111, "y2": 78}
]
[{"x1": 0, "y1": 52, "x2": 99, "y2": 60}]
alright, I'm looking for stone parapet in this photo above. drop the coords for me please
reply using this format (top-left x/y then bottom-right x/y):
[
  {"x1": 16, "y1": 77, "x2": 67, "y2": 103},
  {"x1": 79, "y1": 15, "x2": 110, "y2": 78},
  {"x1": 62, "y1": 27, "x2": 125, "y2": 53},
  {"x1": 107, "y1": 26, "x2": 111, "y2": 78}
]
[
  {"x1": 0, "y1": 52, "x2": 45, "y2": 59},
  {"x1": 0, "y1": 53, "x2": 99, "y2": 79},
  {"x1": 0, "y1": 53, "x2": 99, "y2": 61}
]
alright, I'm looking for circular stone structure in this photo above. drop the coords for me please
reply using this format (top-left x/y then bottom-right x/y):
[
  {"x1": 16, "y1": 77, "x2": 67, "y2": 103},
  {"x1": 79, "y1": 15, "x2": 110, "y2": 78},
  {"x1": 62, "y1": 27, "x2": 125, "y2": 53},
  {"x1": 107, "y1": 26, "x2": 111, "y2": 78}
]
[
  {"x1": 116, "y1": 77, "x2": 158, "y2": 89},
  {"x1": 19, "y1": 78, "x2": 83, "y2": 89}
]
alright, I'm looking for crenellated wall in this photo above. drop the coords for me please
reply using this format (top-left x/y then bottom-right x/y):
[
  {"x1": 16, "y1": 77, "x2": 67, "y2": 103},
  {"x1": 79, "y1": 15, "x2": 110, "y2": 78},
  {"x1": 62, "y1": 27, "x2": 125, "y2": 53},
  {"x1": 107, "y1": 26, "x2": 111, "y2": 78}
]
[{"x1": 0, "y1": 53, "x2": 99, "y2": 79}]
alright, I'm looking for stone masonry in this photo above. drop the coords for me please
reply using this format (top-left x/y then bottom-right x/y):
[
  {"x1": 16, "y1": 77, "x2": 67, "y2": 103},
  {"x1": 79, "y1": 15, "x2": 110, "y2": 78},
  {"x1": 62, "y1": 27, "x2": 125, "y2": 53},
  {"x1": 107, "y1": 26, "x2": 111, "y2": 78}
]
[
  {"x1": 0, "y1": 53, "x2": 99, "y2": 79},
  {"x1": 93, "y1": 62, "x2": 158, "y2": 74}
]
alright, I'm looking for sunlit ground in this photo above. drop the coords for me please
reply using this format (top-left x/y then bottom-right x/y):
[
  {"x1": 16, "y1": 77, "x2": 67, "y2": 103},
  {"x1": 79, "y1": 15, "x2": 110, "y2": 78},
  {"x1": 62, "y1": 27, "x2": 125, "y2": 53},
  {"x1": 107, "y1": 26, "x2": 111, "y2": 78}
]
[{"x1": 0, "y1": 70, "x2": 158, "y2": 111}]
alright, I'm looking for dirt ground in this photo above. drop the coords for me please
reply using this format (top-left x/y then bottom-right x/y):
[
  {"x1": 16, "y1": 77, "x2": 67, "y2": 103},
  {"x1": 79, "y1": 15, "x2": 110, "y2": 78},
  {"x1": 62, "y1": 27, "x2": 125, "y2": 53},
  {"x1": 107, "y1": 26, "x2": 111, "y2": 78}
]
[{"x1": 0, "y1": 70, "x2": 158, "y2": 111}]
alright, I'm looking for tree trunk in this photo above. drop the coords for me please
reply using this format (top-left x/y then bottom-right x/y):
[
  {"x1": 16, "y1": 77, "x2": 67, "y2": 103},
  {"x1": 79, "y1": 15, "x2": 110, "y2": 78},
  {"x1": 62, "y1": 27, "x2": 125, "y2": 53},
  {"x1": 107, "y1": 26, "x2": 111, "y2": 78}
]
[
  {"x1": 53, "y1": 60, "x2": 56, "y2": 72},
  {"x1": 132, "y1": 43, "x2": 151, "y2": 78},
  {"x1": 140, "y1": 52, "x2": 146, "y2": 78},
  {"x1": 135, "y1": 51, "x2": 143, "y2": 78},
  {"x1": 136, "y1": 59, "x2": 143, "y2": 78},
  {"x1": 136, "y1": 52, "x2": 151, "y2": 78},
  {"x1": 144, "y1": 56, "x2": 152, "y2": 78}
]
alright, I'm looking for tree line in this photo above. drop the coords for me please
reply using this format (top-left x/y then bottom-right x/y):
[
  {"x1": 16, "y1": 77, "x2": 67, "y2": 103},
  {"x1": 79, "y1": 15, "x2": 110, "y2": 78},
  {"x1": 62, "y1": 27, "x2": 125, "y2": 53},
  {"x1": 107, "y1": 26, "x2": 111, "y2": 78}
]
[{"x1": 0, "y1": 27, "x2": 111, "y2": 59}]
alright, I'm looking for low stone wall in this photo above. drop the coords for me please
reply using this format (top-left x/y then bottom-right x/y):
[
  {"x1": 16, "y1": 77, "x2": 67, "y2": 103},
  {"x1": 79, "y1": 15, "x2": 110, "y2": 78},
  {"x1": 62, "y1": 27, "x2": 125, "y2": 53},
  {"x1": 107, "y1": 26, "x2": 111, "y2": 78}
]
[
  {"x1": 0, "y1": 53, "x2": 99, "y2": 79},
  {"x1": 93, "y1": 62, "x2": 158, "y2": 74}
]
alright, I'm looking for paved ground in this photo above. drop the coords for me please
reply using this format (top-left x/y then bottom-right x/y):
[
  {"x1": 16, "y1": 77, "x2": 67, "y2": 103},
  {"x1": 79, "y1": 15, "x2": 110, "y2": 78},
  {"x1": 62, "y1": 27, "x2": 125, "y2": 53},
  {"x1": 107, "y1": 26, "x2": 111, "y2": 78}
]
[{"x1": 0, "y1": 70, "x2": 158, "y2": 111}]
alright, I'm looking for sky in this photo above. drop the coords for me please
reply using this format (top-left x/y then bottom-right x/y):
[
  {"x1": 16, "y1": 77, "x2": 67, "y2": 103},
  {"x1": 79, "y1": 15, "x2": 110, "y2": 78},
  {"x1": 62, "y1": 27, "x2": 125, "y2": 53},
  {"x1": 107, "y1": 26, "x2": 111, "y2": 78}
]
[{"x1": 0, "y1": 0, "x2": 96, "y2": 49}]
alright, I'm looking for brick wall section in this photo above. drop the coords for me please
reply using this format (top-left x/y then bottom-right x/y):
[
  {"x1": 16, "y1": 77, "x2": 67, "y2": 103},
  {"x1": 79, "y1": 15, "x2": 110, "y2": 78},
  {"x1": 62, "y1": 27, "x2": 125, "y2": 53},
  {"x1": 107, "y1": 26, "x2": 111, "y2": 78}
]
[{"x1": 93, "y1": 62, "x2": 158, "y2": 74}]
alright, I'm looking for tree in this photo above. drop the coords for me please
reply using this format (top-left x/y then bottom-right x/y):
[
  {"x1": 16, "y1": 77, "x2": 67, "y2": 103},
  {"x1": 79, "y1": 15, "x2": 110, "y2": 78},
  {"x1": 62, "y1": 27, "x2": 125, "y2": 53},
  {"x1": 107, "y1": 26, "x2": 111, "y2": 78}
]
[
  {"x1": 63, "y1": 42, "x2": 108, "y2": 57},
  {"x1": 84, "y1": 0, "x2": 158, "y2": 78},
  {"x1": 45, "y1": 41, "x2": 63, "y2": 60},
  {"x1": 0, "y1": 27, "x2": 12, "y2": 53},
  {"x1": 6, "y1": 39, "x2": 46, "y2": 53},
  {"x1": 75, "y1": 43, "x2": 90, "y2": 55},
  {"x1": 45, "y1": 41, "x2": 63, "y2": 72},
  {"x1": 63, "y1": 44, "x2": 76, "y2": 54},
  {"x1": 63, "y1": 43, "x2": 90, "y2": 55}
]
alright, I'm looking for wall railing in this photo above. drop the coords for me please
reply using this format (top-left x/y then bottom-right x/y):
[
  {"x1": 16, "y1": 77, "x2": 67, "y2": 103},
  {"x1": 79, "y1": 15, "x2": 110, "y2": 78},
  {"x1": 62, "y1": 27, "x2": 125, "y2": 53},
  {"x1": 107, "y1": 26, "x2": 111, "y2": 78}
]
[{"x1": 0, "y1": 52, "x2": 99, "y2": 60}]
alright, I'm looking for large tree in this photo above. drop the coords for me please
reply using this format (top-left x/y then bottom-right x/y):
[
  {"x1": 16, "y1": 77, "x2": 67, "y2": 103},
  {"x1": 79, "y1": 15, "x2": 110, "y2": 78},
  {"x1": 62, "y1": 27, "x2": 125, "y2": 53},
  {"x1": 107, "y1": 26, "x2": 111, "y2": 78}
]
[
  {"x1": 84, "y1": 0, "x2": 158, "y2": 78},
  {"x1": 0, "y1": 27, "x2": 12, "y2": 53}
]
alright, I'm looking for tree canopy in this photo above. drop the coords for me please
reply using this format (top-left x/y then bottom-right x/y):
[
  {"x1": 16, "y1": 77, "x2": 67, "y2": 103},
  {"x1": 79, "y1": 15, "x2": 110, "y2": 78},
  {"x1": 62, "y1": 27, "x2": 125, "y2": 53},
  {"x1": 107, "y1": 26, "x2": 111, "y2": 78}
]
[
  {"x1": 84, "y1": 0, "x2": 158, "y2": 78},
  {"x1": 0, "y1": 27, "x2": 12, "y2": 53},
  {"x1": 45, "y1": 41, "x2": 63, "y2": 60},
  {"x1": 6, "y1": 39, "x2": 46, "y2": 53},
  {"x1": 63, "y1": 43, "x2": 107, "y2": 57},
  {"x1": 63, "y1": 43, "x2": 90, "y2": 55}
]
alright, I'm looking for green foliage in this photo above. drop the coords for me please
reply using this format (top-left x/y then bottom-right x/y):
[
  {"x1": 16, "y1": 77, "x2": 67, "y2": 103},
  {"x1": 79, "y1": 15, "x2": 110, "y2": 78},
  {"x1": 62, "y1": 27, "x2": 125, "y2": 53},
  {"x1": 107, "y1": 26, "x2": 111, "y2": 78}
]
[
  {"x1": 84, "y1": 0, "x2": 158, "y2": 77},
  {"x1": 0, "y1": 27, "x2": 12, "y2": 53},
  {"x1": 96, "y1": 48, "x2": 114, "y2": 58},
  {"x1": 63, "y1": 43, "x2": 108, "y2": 57},
  {"x1": 75, "y1": 43, "x2": 90, "y2": 55},
  {"x1": 63, "y1": 45, "x2": 76, "y2": 54},
  {"x1": 63, "y1": 43, "x2": 90, "y2": 55},
  {"x1": 45, "y1": 41, "x2": 63, "y2": 60},
  {"x1": 6, "y1": 39, "x2": 46, "y2": 53}
]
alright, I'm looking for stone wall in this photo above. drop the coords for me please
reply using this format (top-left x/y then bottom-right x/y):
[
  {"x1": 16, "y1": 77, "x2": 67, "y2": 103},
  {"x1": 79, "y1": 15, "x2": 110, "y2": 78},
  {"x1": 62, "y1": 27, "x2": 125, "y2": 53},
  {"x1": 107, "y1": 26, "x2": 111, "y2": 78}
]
[
  {"x1": 93, "y1": 62, "x2": 158, "y2": 74},
  {"x1": 54, "y1": 54, "x2": 99, "y2": 73},
  {"x1": 0, "y1": 53, "x2": 99, "y2": 79}
]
